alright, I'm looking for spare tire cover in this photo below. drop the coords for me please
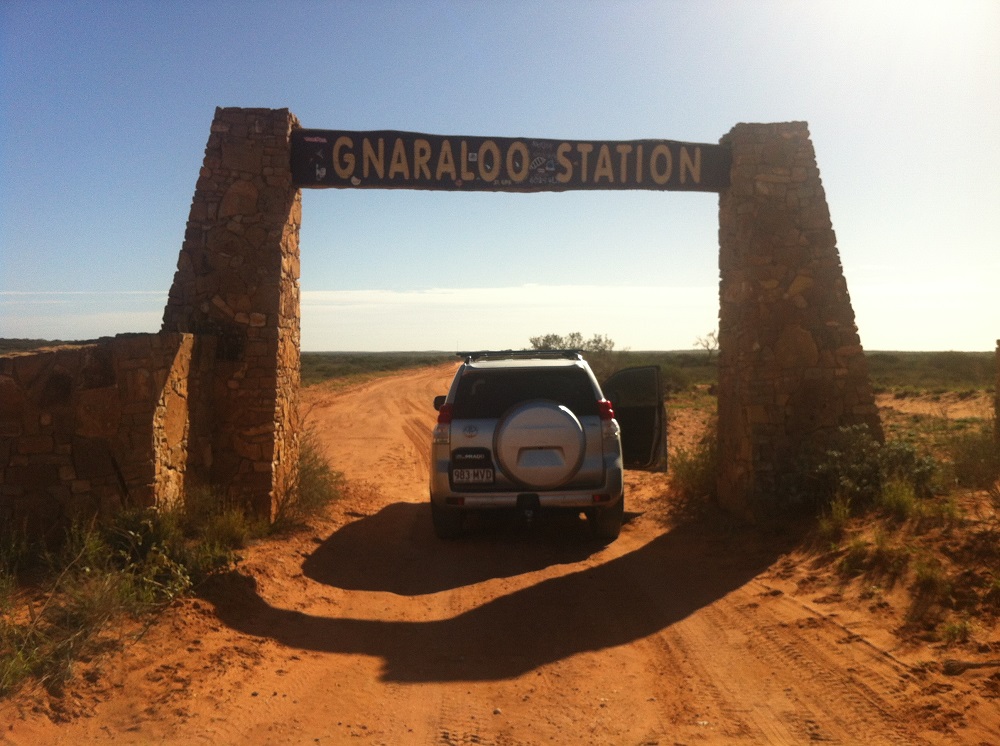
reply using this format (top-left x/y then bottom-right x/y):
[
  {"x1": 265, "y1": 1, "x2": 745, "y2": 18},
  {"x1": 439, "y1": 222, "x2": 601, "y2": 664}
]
[{"x1": 495, "y1": 400, "x2": 586, "y2": 489}]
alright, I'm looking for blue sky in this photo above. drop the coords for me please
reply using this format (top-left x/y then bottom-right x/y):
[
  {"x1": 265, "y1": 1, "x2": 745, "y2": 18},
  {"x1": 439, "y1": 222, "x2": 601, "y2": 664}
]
[{"x1": 2, "y1": 1, "x2": 998, "y2": 351}]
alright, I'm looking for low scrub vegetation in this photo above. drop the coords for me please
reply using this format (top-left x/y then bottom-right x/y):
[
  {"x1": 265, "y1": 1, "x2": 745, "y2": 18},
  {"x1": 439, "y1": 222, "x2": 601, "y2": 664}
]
[
  {"x1": 668, "y1": 419, "x2": 719, "y2": 519},
  {"x1": 0, "y1": 338, "x2": 98, "y2": 354},
  {"x1": 867, "y1": 350, "x2": 996, "y2": 393},
  {"x1": 301, "y1": 351, "x2": 452, "y2": 386},
  {"x1": 274, "y1": 425, "x2": 345, "y2": 530},
  {"x1": 804, "y1": 412, "x2": 1000, "y2": 645},
  {"x1": 1, "y1": 507, "x2": 223, "y2": 697},
  {"x1": 944, "y1": 419, "x2": 1000, "y2": 491},
  {"x1": 0, "y1": 430, "x2": 342, "y2": 698},
  {"x1": 664, "y1": 370, "x2": 998, "y2": 649}
]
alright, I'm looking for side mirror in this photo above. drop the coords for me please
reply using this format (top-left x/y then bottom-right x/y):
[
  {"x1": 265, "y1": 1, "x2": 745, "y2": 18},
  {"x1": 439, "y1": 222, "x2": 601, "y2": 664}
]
[{"x1": 433, "y1": 395, "x2": 446, "y2": 411}]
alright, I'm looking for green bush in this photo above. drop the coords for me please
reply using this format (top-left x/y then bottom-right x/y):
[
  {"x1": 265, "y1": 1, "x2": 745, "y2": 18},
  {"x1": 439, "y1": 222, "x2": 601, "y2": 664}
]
[
  {"x1": 812, "y1": 425, "x2": 885, "y2": 506},
  {"x1": 817, "y1": 495, "x2": 852, "y2": 545},
  {"x1": 669, "y1": 421, "x2": 719, "y2": 517},
  {"x1": 877, "y1": 479, "x2": 919, "y2": 522},
  {"x1": 938, "y1": 617, "x2": 974, "y2": 646},
  {"x1": 0, "y1": 516, "x2": 195, "y2": 696},
  {"x1": 945, "y1": 419, "x2": 1000, "y2": 490},
  {"x1": 800, "y1": 425, "x2": 944, "y2": 514},
  {"x1": 0, "y1": 420, "x2": 351, "y2": 698},
  {"x1": 868, "y1": 530, "x2": 910, "y2": 582},
  {"x1": 839, "y1": 536, "x2": 870, "y2": 576},
  {"x1": 0, "y1": 487, "x2": 255, "y2": 697},
  {"x1": 913, "y1": 556, "x2": 952, "y2": 599},
  {"x1": 272, "y1": 426, "x2": 344, "y2": 530},
  {"x1": 879, "y1": 439, "x2": 940, "y2": 498}
]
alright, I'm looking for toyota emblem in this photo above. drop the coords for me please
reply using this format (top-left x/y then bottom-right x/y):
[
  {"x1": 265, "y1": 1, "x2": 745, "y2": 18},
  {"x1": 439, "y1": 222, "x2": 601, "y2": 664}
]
[{"x1": 463, "y1": 425, "x2": 478, "y2": 438}]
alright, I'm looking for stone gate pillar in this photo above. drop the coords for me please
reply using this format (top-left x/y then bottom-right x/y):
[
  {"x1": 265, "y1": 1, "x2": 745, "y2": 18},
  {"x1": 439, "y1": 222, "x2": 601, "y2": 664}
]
[
  {"x1": 995, "y1": 340, "x2": 999, "y2": 444},
  {"x1": 717, "y1": 122, "x2": 882, "y2": 518},
  {"x1": 162, "y1": 107, "x2": 301, "y2": 519}
]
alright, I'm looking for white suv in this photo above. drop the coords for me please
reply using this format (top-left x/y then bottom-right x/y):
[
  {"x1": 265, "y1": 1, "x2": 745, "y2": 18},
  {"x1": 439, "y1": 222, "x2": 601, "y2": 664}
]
[{"x1": 429, "y1": 350, "x2": 665, "y2": 541}]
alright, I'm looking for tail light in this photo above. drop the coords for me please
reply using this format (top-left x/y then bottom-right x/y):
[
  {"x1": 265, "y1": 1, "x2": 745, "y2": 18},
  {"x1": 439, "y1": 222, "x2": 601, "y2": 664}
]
[
  {"x1": 433, "y1": 403, "x2": 453, "y2": 444},
  {"x1": 597, "y1": 399, "x2": 620, "y2": 440}
]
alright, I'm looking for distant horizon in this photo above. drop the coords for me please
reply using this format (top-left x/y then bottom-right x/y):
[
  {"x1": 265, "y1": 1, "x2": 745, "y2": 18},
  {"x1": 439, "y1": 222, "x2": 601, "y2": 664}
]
[{"x1": 1, "y1": 336, "x2": 996, "y2": 356}]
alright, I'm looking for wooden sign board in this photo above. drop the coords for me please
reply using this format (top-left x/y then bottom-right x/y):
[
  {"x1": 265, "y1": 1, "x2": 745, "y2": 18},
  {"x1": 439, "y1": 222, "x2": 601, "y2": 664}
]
[{"x1": 291, "y1": 129, "x2": 730, "y2": 192}]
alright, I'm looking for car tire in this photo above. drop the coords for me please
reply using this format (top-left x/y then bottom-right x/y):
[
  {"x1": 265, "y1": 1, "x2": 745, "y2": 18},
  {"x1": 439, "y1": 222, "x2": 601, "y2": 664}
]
[
  {"x1": 494, "y1": 400, "x2": 585, "y2": 489},
  {"x1": 589, "y1": 497, "x2": 624, "y2": 542},
  {"x1": 431, "y1": 502, "x2": 464, "y2": 539}
]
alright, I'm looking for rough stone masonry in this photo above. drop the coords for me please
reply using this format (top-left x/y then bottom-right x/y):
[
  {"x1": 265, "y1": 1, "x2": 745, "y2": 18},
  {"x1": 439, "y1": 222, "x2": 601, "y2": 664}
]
[
  {"x1": 161, "y1": 108, "x2": 302, "y2": 520},
  {"x1": 0, "y1": 334, "x2": 202, "y2": 538},
  {"x1": 716, "y1": 122, "x2": 883, "y2": 517}
]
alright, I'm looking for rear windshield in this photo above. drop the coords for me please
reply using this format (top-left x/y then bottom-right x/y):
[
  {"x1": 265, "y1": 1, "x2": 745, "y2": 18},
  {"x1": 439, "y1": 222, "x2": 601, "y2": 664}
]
[{"x1": 452, "y1": 367, "x2": 599, "y2": 419}]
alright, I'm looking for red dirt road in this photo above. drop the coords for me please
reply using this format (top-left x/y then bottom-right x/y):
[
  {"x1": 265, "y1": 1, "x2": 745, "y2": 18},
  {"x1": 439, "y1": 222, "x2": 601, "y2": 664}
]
[{"x1": 3, "y1": 364, "x2": 998, "y2": 744}]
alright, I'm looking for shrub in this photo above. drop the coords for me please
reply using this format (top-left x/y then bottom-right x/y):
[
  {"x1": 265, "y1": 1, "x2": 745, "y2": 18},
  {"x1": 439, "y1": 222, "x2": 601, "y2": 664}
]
[
  {"x1": 812, "y1": 425, "x2": 884, "y2": 507},
  {"x1": 877, "y1": 479, "x2": 918, "y2": 522},
  {"x1": 945, "y1": 419, "x2": 1000, "y2": 491},
  {"x1": 272, "y1": 425, "x2": 344, "y2": 530},
  {"x1": 817, "y1": 495, "x2": 852, "y2": 545},
  {"x1": 913, "y1": 557, "x2": 952, "y2": 600},
  {"x1": 202, "y1": 508, "x2": 253, "y2": 550},
  {"x1": 659, "y1": 365, "x2": 691, "y2": 395},
  {"x1": 0, "y1": 515, "x2": 195, "y2": 696},
  {"x1": 669, "y1": 420, "x2": 718, "y2": 517},
  {"x1": 0, "y1": 421, "x2": 350, "y2": 698},
  {"x1": 839, "y1": 536, "x2": 869, "y2": 575},
  {"x1": 0, "y1": 485, "x2": 256, "y2": 698},
  {"x1": 938, "y1": 617, "x2": 974, "y2": 646},
  {"x1": 879, "y1": 440, "x2": 941, "y2": 498},
  {"x1": 869, "y1": 530, "x2": 910, "y2": 583},
  {"x1": 797, "y1": 425, "x2": 944, "y2": 516},
  {"x1": 916, "y1": 494, "x2": 963, "y2": 532}
]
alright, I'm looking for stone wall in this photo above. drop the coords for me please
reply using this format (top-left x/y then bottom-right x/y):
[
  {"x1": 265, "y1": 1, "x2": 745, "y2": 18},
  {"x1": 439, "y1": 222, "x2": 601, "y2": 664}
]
[
  {"x1": 2, "y1": 108, "x2": 303, "y2": 535},
  {"x1": 161, "y1": 107, "x2": 302, "y2": 520},
  {"x1": 717, "y1": 122, "x2": 882, "y2": 518},
  {"x1": 0, "y1": 334, "x2": 200, "y2": 540},
  {"x1": 995, "y1": 340, "x2": 999, "y2": 444}
]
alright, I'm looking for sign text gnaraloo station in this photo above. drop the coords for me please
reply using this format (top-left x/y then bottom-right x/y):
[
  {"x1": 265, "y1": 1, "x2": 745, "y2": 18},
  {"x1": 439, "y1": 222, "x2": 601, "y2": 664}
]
[{"x1": 291, "y1": 129, "x2": 730, "y2": 192}]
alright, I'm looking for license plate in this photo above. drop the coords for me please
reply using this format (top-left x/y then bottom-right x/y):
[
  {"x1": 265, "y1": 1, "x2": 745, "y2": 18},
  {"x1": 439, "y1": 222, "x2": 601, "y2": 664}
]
[{"x1": 452, "y1": 468, "x2": 494, "y2": 484}]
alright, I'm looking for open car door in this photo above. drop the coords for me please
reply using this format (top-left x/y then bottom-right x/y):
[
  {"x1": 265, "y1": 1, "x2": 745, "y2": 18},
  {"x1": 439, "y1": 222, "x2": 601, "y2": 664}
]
[{"x1": 602, "y1": 366, "x2": 667, "y2": 470}]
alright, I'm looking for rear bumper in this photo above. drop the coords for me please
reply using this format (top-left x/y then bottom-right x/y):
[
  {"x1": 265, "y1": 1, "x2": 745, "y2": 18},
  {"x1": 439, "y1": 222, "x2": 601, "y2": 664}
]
[
  {"x1": 429, "y1": 458, "x2": 624, "y2": 510},
  {"x1": 436, "y1": 491, "x2": 623, "y2": 510}
]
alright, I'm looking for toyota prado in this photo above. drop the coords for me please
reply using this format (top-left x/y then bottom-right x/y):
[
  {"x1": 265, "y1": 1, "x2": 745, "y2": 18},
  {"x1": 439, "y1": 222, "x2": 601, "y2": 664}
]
[{"x1": 429, "y1": 350, "x2": 666, "y2": 541}]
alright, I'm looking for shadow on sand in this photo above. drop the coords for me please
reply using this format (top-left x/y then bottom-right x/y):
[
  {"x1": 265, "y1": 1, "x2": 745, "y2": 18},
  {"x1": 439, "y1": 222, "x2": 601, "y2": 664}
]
[
  {"x1": 302, "y1": 502, "x2": 621, "y2": 595},
  {"x1": 201, "y1": 505, "x2": 794, "y2": 683}
]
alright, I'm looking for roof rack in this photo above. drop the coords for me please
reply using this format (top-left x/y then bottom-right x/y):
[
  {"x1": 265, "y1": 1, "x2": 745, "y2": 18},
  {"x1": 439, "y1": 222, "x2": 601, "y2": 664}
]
[{"x1": 456, "y1": 349, "x2": 583, "y2": 362}]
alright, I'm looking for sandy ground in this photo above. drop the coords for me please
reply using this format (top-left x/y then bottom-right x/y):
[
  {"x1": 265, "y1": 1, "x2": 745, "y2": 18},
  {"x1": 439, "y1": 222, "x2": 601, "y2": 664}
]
[{"x1": 3, "y1": 364, "x2": 999, "y2": 744}]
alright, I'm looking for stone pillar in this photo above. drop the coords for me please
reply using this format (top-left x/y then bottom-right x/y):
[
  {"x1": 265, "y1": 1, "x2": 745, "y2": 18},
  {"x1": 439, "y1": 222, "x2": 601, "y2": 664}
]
[
  {"x1": 717, "y1": 122, "x2": 882, "y2": 518},
  {"x1": 162, "y1": 108, "x2": 301, "y2": 519},
  {"x1": 995, "y1": 340, "x2": 999, "y2": 445}
]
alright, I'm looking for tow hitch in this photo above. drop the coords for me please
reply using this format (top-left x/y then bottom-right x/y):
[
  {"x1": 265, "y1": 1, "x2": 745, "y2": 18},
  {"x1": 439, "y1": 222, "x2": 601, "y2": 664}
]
[{"x1": 516, "y1": 493, "x2": 541, "y2": 524}]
